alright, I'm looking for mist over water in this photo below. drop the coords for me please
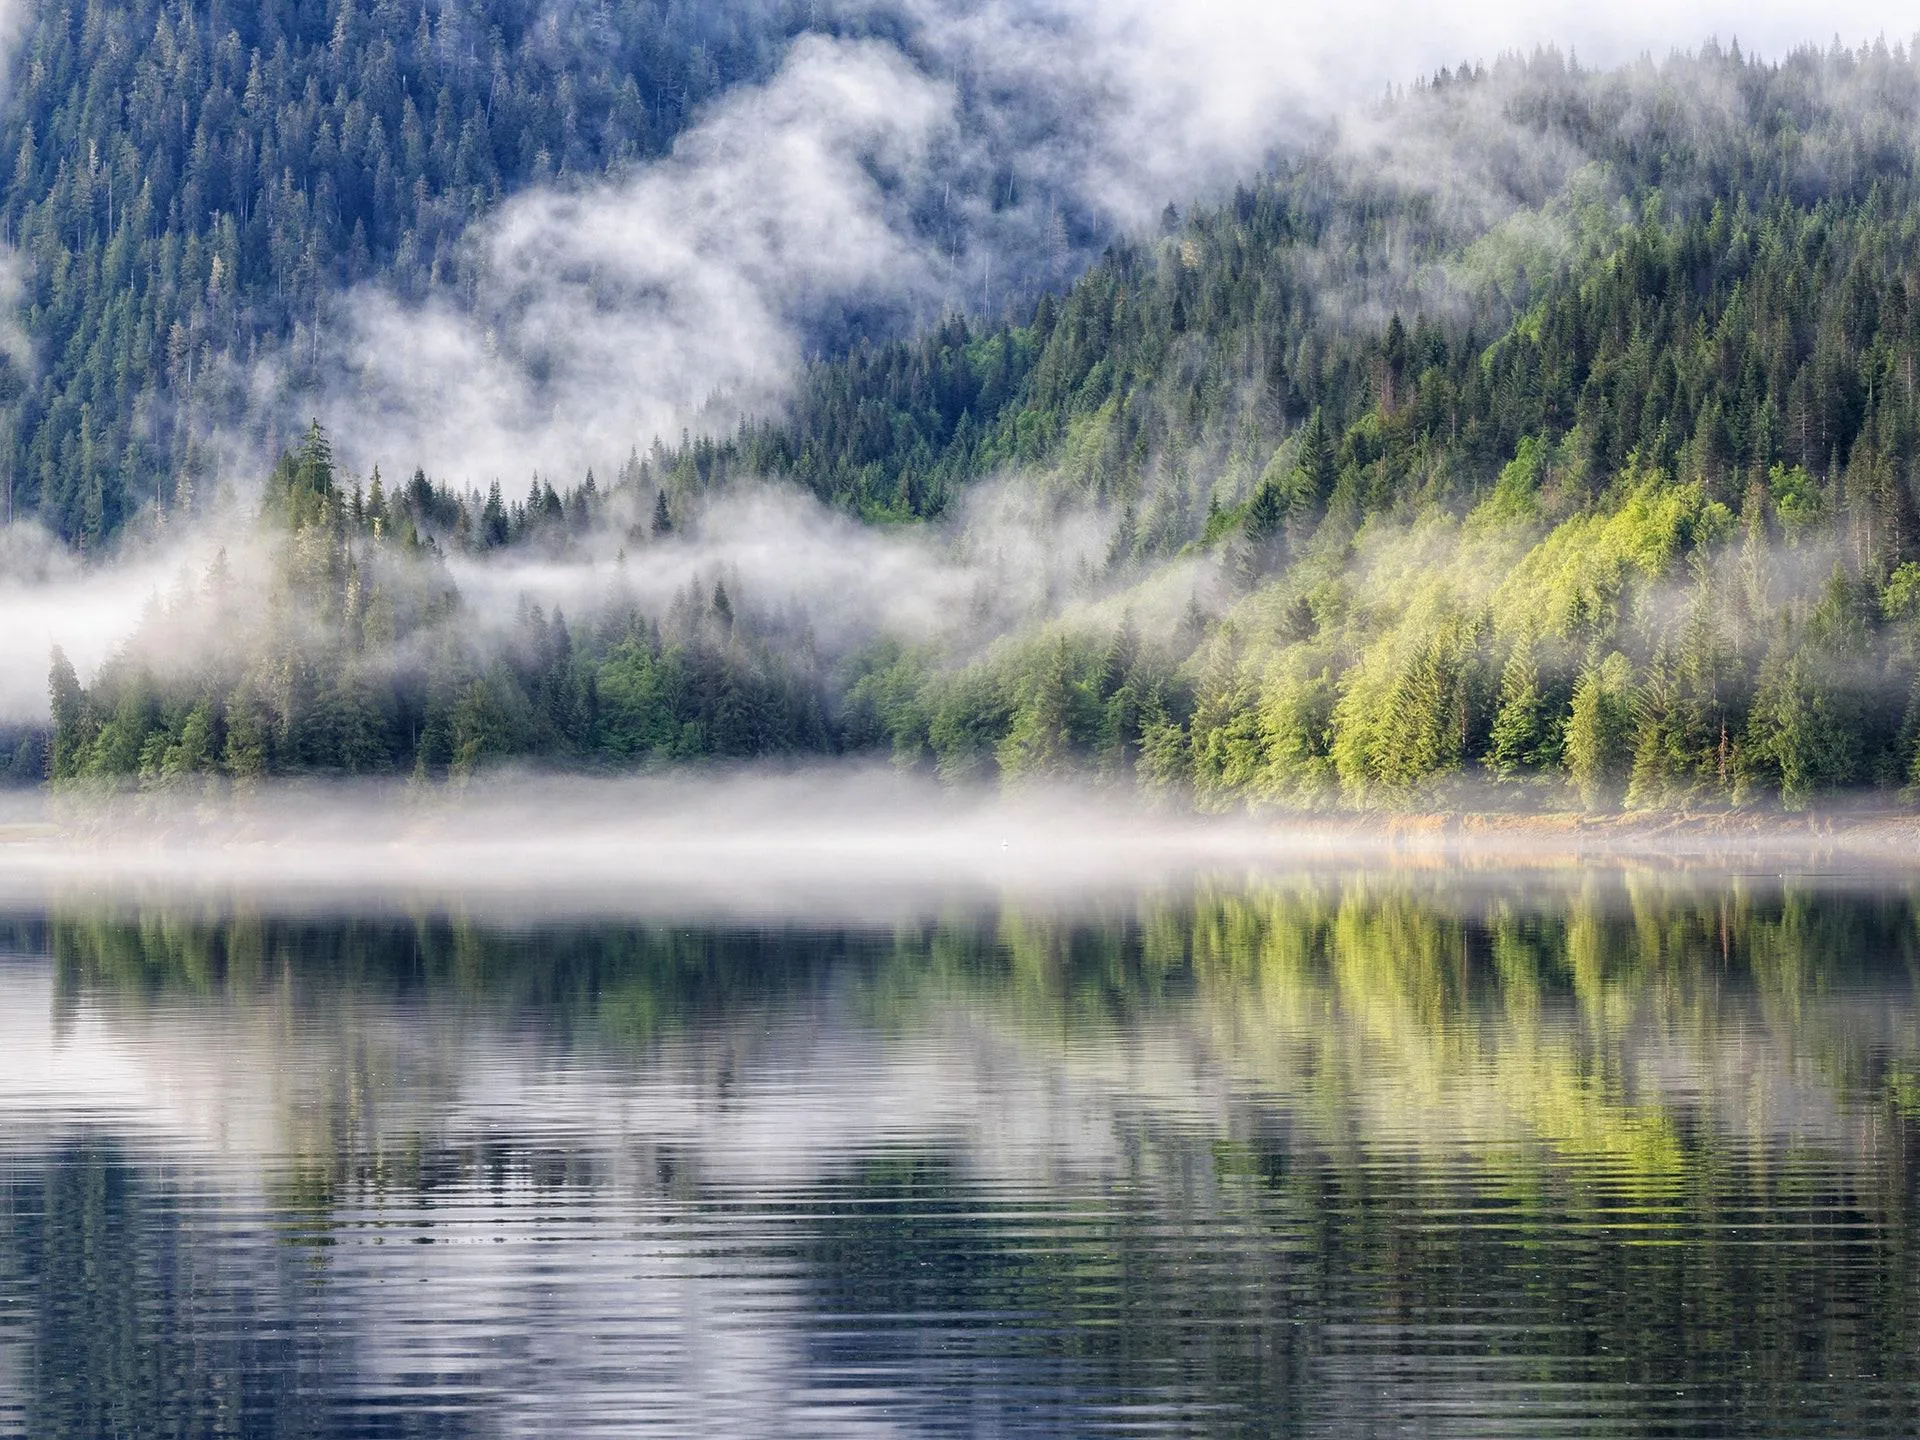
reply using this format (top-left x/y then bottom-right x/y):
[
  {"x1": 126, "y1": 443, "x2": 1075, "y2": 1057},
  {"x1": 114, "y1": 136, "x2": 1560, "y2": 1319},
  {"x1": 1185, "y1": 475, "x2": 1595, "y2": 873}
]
[
  {"x1": 8, "y1": 769, "x2": 1920, "y2": 926},
  {"x1": 5, "y1": 769, "x2": 1265, "y2": 918}
]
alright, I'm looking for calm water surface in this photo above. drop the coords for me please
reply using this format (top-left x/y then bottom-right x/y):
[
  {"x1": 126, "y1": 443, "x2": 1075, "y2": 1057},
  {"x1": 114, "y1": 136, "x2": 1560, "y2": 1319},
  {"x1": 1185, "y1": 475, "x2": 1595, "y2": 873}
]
[{"x1": 3, "y1": 869, "x2": 1920, "y2": 1435}]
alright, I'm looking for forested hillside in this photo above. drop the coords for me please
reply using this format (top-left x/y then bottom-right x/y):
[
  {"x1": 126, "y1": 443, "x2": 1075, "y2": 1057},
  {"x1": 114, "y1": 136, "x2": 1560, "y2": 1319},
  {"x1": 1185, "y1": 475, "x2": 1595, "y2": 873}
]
[
  {"x1": 45, "y1": 43, "x2": 1920, "y2": 811},
  {"x1": 666, "y1": 42, "x2": 1920, "y2": 529},
  {"x1": 0, "y1": 0, "x2": 819, "y2": 544}
]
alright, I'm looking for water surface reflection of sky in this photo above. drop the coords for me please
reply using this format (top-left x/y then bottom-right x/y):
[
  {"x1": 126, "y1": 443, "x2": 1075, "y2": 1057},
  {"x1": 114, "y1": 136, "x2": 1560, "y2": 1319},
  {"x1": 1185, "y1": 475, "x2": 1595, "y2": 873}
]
[{"x1": 3, "y1": 875, "x2": 1919, "y2": 1435}]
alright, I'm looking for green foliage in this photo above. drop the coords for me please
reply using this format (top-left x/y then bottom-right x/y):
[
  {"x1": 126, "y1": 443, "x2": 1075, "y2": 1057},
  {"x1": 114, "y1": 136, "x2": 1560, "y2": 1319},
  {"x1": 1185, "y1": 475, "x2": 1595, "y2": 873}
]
[
  {"x1": 1564, "y1": 653, "x2": 1636, "y2": 809},
  {"x1": 1492, "y1": 474, "x2": 1728, "y2": 646},
  {"x1": 47, "y1": 646, "x2": 82, "y2": 781},
  {"x1": 1247, "y1": 651, "x2": 1337, "y2": 807},
  {"x1": 1769, "y1": 464, "x2": 1823, "y2": 534},
  {"x1": 1485, "y1": 639, "x2": 1556, "y2": 780},
  {"x1": 1739, "y1": 647, "x2": 1862, "y2": 809},
  {"x1": 1330, "y1": 596, "x2": 1481, "y2": 807},
  {"x1": 995, "y1": 638, "x2": 1097, "y2": 781},
  {"x1": 1186, "y1": 634, "x2": 1265, "y2": 809},
  {"x1": 42, "y1": 43, "x2": 1920, "y2": 810},
  {"x1": 1476, "y1": 435, "x2": 1547, "y2": 527}
]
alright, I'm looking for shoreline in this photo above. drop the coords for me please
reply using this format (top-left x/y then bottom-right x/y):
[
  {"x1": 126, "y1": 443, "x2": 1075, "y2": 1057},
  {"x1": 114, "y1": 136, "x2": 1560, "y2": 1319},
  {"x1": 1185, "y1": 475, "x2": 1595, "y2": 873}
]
[
  {"x1": 1, "y1": 775, "x2": 1918, "y2": 926},
  {"x1": 1280, "y1": 808, "x2": 1920, "y2": 868}
]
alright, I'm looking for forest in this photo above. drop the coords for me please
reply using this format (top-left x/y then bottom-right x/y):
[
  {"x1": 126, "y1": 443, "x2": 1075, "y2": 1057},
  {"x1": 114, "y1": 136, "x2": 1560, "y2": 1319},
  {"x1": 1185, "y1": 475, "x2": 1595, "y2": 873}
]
[
  {"x1": 38, "y1": 41, "x2": 1920, "y2": 811},
  {"x1": 0, "y1": 0, "x2": 833, "y2": 544}
]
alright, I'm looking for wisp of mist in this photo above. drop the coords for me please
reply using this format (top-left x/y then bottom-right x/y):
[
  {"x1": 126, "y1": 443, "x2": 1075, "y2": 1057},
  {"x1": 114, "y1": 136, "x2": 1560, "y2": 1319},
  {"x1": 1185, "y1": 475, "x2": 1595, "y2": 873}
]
[
  {"x1": 1, "y1": 767, "x2": 1287, "y2": 920},
  {"x1": 5, "y1": 762, "x2": 1914, "y2": 925}
]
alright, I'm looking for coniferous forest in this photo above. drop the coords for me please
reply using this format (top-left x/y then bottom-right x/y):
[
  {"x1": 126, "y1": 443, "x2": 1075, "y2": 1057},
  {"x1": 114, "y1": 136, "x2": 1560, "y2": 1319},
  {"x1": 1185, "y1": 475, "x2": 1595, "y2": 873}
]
[
  {"x1": 35, "y1": 37, "x2": 1920, "y2": 810},
  {"x1": 0, "y1": 0, "x2": 836, "y2": 542}
]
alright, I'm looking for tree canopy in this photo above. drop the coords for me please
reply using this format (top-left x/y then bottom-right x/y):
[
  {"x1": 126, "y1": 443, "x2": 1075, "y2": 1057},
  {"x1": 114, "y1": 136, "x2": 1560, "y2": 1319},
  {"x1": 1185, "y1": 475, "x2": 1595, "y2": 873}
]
[{"x1": 41, "y1": 42, "x2": 1920, "y2": 811}]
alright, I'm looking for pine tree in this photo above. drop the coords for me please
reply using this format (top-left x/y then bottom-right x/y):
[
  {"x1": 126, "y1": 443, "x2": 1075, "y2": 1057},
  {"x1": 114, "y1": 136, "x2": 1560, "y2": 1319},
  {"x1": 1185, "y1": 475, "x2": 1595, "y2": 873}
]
[
  {"x1": 1486, "y1": 640, "x2": 1548, "y2": 780},
  {"x1": 1564, "y1": 653, "x2": 1635, "y2": 810},
  {"x1": 46, "y1": 647, "x2": 82, "y2": 781}
]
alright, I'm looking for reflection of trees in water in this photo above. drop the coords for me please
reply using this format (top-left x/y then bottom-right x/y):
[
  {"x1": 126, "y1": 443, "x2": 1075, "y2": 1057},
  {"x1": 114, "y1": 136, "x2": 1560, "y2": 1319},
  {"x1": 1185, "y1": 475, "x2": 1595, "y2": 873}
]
[
  {"x1": 37, "y1": 875, "x2": 1920, "y2": 1176},
  {"x1": 3, "y1": 1136, "x2": 359, "y2": 1440},
  {"x1": 16, "y1": 874, "x2": 1920, "y2": 1434}
]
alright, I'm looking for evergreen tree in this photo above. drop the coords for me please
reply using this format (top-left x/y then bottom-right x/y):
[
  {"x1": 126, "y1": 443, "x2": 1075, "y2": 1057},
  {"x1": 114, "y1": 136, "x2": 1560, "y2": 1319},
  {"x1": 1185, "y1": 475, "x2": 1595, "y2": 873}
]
[
  {"x1": 46, "y1": 647, "x2": 82, "y2": 781},
  {"x1": 1564, "y1": 654, "x2": 1636, "y2": 810},
  {"x1": 1486, "y1": 640, "x2": 1550, "y2": 780}
]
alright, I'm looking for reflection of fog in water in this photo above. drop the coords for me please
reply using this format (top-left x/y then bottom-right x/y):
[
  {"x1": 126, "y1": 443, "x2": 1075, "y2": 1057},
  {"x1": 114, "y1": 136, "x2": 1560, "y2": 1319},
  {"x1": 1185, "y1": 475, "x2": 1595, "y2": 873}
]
[
  {"x1": 0, "y1": 955, "x2": 1217, "y2": 1434},
  {"x1": 3, "y1": 876, "x2": 1920, "y2": 1434}
]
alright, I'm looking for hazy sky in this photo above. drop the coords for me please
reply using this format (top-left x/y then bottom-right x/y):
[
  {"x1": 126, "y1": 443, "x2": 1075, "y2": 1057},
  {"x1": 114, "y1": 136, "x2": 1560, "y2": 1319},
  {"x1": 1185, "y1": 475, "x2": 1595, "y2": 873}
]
[{"x1": 1165, "y1": 0, "x2": 1919, "y2": 100}]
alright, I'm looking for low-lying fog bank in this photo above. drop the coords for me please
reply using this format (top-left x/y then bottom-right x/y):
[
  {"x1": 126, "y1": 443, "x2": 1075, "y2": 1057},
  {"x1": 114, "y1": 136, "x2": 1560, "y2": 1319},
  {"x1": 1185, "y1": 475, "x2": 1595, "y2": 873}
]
[{"x1": 2, "y1": 767, "x2": 1919, "y2": 920}]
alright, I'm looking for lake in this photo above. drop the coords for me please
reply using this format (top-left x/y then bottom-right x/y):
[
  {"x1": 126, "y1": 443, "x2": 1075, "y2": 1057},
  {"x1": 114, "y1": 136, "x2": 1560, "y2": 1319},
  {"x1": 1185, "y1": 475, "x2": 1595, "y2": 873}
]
[{"x1": 3, "y1": 865, "x2": 1919, "y2": 1435}]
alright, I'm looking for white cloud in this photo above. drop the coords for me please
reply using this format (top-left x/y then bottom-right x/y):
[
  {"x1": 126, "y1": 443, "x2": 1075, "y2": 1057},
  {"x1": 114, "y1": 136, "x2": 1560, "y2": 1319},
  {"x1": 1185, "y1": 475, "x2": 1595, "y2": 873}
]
[
  {"x1": 321, "y1": 36, "x2": 956, "y2": 488},
  {"x1": 305, "y1": 0, "x2": 1920, "y2": 491},
  {"x1": 0, "y1": 521, "x2": 230, "y2": 723}
]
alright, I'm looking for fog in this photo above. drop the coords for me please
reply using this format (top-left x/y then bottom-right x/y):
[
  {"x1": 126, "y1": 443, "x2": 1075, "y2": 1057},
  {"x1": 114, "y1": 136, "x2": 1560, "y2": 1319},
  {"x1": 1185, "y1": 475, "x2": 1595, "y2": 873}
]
[
  {"x1": 0, "y1": 519, "x2": 237, "y2": 722},
  {"x1": 288, "y1": 0, "x2": 1920, "y2": 488},
  {"x1": 0, "y1": 463, "x2": 1167, "y2": 724},
  {"x1": 0, "y1": 768, "x2": 1911, "y2": 924},
  {"x1": 441, "y1": 474, "x2": 1184, "y2": 659},
  {"x1": 5, "y1": 769, "x2": 1290, "y2": 920},
  {"x1": 310, "y1": 35, "x2": 956, "y2": 488}
]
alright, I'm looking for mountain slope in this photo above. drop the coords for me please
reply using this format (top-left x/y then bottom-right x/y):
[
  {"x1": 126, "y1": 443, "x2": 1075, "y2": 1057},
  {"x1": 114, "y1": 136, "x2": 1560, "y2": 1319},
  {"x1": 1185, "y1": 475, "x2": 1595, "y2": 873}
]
[
  {"x1": 45, "y1": 42, "x2": 1920, "y2": 811},
  {"x1": 0, "y1": 0, "x2": 818, "y2": 543}
]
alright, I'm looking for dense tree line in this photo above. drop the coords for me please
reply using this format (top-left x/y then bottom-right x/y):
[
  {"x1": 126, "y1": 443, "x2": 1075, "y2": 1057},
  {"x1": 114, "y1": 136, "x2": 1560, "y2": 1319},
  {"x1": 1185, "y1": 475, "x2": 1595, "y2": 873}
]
[{"x1": 46, "y1": 424, "x2": 833, "y2": 784}]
